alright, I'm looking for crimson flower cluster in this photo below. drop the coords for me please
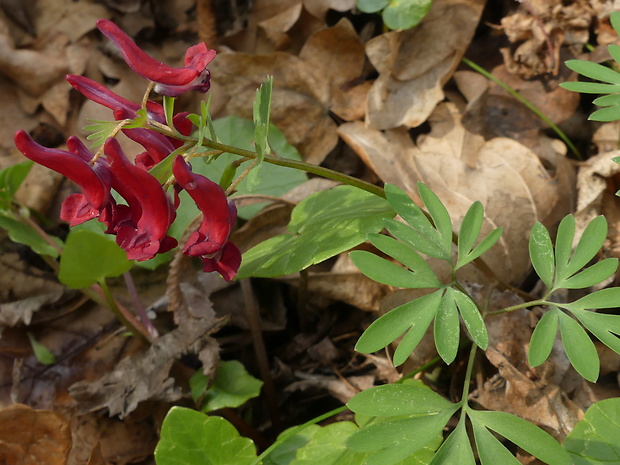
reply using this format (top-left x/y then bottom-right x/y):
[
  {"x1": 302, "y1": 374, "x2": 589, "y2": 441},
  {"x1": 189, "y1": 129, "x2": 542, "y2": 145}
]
[{"x1": 14, "y1": 19, "x2": 241, "y2": 281}]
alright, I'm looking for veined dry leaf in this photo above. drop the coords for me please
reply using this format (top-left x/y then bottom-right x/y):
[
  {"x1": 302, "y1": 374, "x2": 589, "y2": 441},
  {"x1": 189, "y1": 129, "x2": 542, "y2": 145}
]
[
  {"x1": 365, "y1": 0, "x2": 485, "y2": 130},
  {"x1": 340, "y1": 102, "x2": 574, "y2": 283},
  {"x1": 0, "y1": 403, "x2": 71, "y2": 465},
  {"x1": 211, "y1": 18, "x2": 366, "y2": 164}
]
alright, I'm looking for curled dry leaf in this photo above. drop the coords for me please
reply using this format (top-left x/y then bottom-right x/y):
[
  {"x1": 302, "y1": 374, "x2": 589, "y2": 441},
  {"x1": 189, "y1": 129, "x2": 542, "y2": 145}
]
[
  {"x1": 340, "y1": 102, "x2": 575, "y2": 283},
  {"x1": 211, "y1": 18, "x2": 367, "y2": 164},
  {"x1": 365, "y1": 0, "x2": 485, "y2": 130},
  {"x1": 0, "y1": 403, "x2": 71, "y2": 465}
]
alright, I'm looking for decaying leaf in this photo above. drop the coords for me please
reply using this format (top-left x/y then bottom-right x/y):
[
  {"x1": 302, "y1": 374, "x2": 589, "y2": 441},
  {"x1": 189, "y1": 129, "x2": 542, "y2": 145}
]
[
  {"x1": 0, "y1": 403, "x2": 71, "y2": 465},
  {"x1": 365, "y1": 0, "x2": 485, "y2": 130}
]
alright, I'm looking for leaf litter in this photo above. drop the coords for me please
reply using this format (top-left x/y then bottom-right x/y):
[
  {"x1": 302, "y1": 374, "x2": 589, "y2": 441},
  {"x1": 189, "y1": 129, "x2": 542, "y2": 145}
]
[{"x1": 1, "y1": 0, "x2": 620, "y2": 463}]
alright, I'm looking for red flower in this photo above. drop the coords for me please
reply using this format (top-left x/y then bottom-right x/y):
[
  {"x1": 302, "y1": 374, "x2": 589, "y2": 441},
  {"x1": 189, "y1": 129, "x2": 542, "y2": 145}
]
[
  {"x1": 14, "y1": 130, "x2": 111, "y2": 226},
  {"x1": 104, "y1": 138, "x2": 177, "y2": 260},
  {"x1": 97, "y1": 19, "x2": 216, "y2": 97},
  {"x1": 172, "y1": 156, "x2": 241, "y2": 281}
]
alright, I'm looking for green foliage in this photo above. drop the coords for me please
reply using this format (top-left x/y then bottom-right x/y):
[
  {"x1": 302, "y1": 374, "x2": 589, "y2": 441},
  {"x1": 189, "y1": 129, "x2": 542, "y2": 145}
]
[
  {"x1": 83, "y1": 119, "x2": 123, "y2": 148},
  {"x1": 58, "y1": 229, "x2": 132, "y2": 288},
  {"x1": 190, "y1": 360, "x2": 263, "y2": 413},
  {"x1": 560, "y1": 12, "x2": 620, "y2": 121},
  {"x1": 351, "y1": 183, "x2": 494, "y2": 365},
  {"x1": 527, "y1": 216, "x2": 620, "y2": 381},
  {"x1": 0, "y1": 160, "x2": 63, "y2": 257},
  {"x1": 192, "y1": 115, "x2": 308, "y2": 219},
  {"x1": 27, "y1": 332, "x2": 56, "y2": 365},
  {"x1": 247, "y1": 75, "x2": 273, "y2": 189},
  {"x1": 155, "y1": 407, "x2": 257, "y2": 465},
  {"x1": 357, "y1": 0, "x2": 434, "y2": 31},
  {"x1": 563, "y1": 398, "x2": 620, "y2": 464},
  {"x1": 237, "y1": 185, "x2": 394, "y2": 278}
]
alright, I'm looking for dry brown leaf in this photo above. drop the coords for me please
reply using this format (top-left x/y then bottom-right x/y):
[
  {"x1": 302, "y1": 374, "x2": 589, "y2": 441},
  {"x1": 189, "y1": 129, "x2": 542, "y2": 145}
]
[
  {"x1": 340, "y1": 102, "x2": 574, "y2": 283},
  {"x1": 286, "y1": 372, "x2": 374, "y2": 403},
  {"x1": 365, "y1": 0, "x2": 485, "y2": 130},
  {"x1": 0, "y1": 403, "x2": 71, "y2": 465},
  {"x1": 211, "y1": 18, "x2": 366, "y2": 164}
]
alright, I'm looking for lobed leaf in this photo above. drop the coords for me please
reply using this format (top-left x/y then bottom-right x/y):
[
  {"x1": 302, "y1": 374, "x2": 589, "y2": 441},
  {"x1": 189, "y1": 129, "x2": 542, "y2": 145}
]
[
  {"x1": 569, "y1": 308, "x2": 620, "y2": 356},
  {"x1": 528, "y1": 307, "x2": 559, "y2": 368},
  {"x1": 468, "y1": 410, "x2": 572, "y2": 465},
  {"x1": 456, "y1": 201, "x2": 483, "y2": 266},
  {"x1": 562, "y1": 287, "x2": 620, "y2": 311},
  {"x1": 355, "y1": 290, "x2": 442, "y2": 355},
  {"x1": 471, "y1": 417, "x2": 521, "y2": 465},
  {"x1": 428, "y1": 418, "x2": 475, "y2": 465},
  {"x1": 453, "y1": 289, "x2": 488, "y2": 350},
  {"x1": 563, "y1": 216, "x2": 607, "y2": 280},
  {"x1": 346, "y1": 411, "x2": 455, "y2": 465},
  {"x1": 417, "y1": 182, "x2": 453, "y2": 259},
  {"x1": 347, "y1": 380, "x2": 455, "y2": 417},
  {"x1": 350, "y1": 251, "x2": 426, "y2": 288},
  {"x1": 558, "y1": 312, "x2": 599, "y2": 382},
  {"x1": 384, "y1": 218, "x2": 449, "y2": 261},
  {"x1": 434, "y1": 289, "x2": 460, "y2": 364},
  {"x1": 554, "y1": 215, "x2": 575, "y2": 279},
  {"x1": 560, "y1": 258, "x2": 618, "y2": 289},
  {"x1": 563, "y1": 398, "x2": 620, "y2": 464},
  {"x1": 368, "y1": 233, "x2": 442, "y2": 287},
  {"x1": 197, "y1": 361, "x2": 263, "y2": 413},
  {"x1": 529, "y1": 222, "x2": 555, "y2": 290}
]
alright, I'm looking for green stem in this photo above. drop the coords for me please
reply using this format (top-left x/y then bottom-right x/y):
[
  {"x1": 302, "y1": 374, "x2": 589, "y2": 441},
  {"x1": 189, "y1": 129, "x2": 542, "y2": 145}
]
[
  {"x1": 250, "y1": 406, "x2": 348, "y2": 465},
  {"x1": 461, "y1": 57, "x2": 582, "y2": 159},
  {"x1": 485, "y1": 299, "x2": 547, "y2": 316},
  {"x1": 97, "y1": 278, "x2": 149, "y2": 343},
  {"x1": 460, "y1": 343, "x2": 478, "y2": 412},
  {"x1": 147, "y1": 121, "x2": 385, "y2": 198}
]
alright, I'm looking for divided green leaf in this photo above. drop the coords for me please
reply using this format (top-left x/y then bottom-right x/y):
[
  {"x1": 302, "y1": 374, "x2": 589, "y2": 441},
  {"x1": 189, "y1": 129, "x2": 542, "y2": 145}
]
[
  {"x1": 528, "y1": 307, "x2": 560, "y2": 368},
  {"x1": 558, "y1": 311, "x2": 599, "y2": 382}
]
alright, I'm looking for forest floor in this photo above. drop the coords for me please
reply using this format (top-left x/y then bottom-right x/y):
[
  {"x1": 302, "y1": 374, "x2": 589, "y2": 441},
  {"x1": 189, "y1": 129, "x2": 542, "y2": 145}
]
[{"x1": 0, "y1": 0, "x2": 619, "y2": 464}]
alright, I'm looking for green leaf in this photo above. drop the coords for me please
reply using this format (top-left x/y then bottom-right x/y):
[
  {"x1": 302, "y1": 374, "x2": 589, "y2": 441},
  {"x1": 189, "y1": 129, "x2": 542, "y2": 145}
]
[
  {"x1": 155, "y1": 407, "x2": 257, "y2": 465},
  {"x1": 528, "y1": 307, "x2": 559, "y2": 368},
  {"x1": 357, "y1": 0, "x2": 388, "y2": 13},
  {"x1": 611, "y1": 11, "x2": 620, "y2": 35},
  {"x1": 456, "y1": 202, "x2": 483, "y2": 266},
  {"x1": 355, "y1": 290, "x2": 442, "y2": 356},
  {"x1": 458, "y1": 228, "x2": 502, "y2": 270},
  {"x1": 0, "y1": 214, "x2": 63, "y2": 258},
  {"x1": 200, "y1": 360, "x2": 263, "y2": 412},
  {"x1": 562, "y1": 216, "x2": 607, "y2": 280},
  {"x1": 471, "y1": 416, "x2": 521, "y2": 465},
  {"x1": 453, "y1": 289, "x2": 488, "y2": 350},
  {"x1": 592, "y1": 92, "x2": 620, "y2": 107},
  {"x1": 346, "y1": 411, "x2": 455, "y2": 465},
  {"x1": 434, "y1": 289, "x2": 460, "y2": 364},
  {"x1": 564, "y1": 60, "x2": 620, "y2": 85},
  {"x1": 84, "y1": 119, "x2": 123, "y2": 148},
  {"x1": 568, "y1": 308, "x2": 620, "y2": 355},
  {"x1": 558, "y1": 311, "x2": 599, "y2": 382},
  {"x1": 0, "y1": 160, "x2": 33, "y2": 206},
  {"x1": 429, "y1": 417, "x2": 475, "y2": 465},
  {"x1": 563, "y1": 398, "x2": 620, "y2": 464},
  {"x1": 368, "y1": 233, "x2": 441, "y2": 287},
  {"x1": 589, "y1": 105, "x2": 620, "y2": 122},
  {"x1": 384, "y1": 184, "x2": 446, "y2": 259},
  {"x1": 58, "y1": 230, "x2": 132, "y2": 288},
  {"x1": 27, "y1": 332, "x2": 56, "y2": 365},
  {"x1": 560, "y1": 81, "x2": 620, "y2": 95},
  {"x1": 555, "y1": 215, "x2": 576, "y2": 278},
  {"x1": 529, "y1": 222, "x2": 555, "y2": 289},
  {"x1": 384, "y1": 218, "x2": 449, "y2": 261},
  {"x1": 163, "y1": 96, "x2": 175, "y2": 130},
  {"x1": 237, "y1": 185, "x2": 393, "y2": 278},
  {"x1": 349, "y1": 251, "x2": 423, "y2": 288},
  {"x1": 290, "y1": 422, "x2": 366, "y2": 465},
  {"x1": 563, "y1": 288, "x2": 620, "y2": 311},
  {"x1": 383, "y1": 0, "x2": 433, "y2": 31},
  {"x1": 347, "y1": 380, "x2": 455, "y2": 417},
  {"x1": 193, "y1": 115, "x2": 308, "y2": 219},
  {"x1": 417, "y1": 183, "x2": 452, "y2": 258},
  {"x1": 561, "y1": 258, "x2": 618, "y2": 289},
  {"x1": 247, "y1": 76, "x2": 273, "y2": 189},
  {"x1": 265, "y1": 425, "x2": 320, "y2": 465},
  {"x1": 468, "y1": 410, "x2": 572, "y2": 465}
]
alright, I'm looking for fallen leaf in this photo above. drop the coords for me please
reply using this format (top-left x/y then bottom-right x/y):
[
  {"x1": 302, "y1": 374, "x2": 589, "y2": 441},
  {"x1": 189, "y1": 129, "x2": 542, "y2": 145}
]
[
  {"x1": 365, "y1": 0, "x2": 485, "y2": 130},
  {"x1": 0, "y1": 403, "x2": 71, "y2": 465}
]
